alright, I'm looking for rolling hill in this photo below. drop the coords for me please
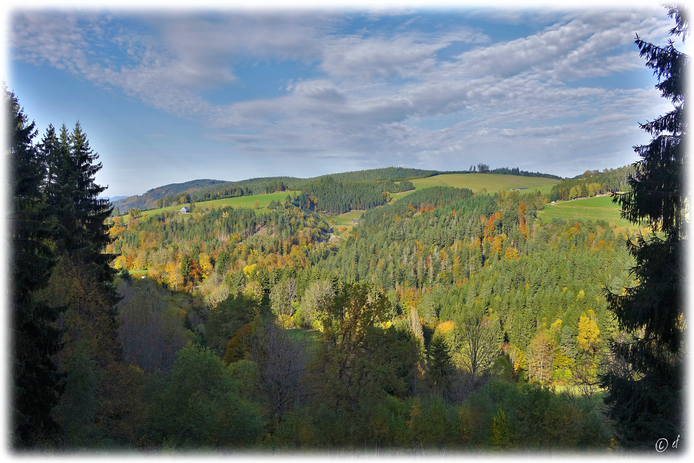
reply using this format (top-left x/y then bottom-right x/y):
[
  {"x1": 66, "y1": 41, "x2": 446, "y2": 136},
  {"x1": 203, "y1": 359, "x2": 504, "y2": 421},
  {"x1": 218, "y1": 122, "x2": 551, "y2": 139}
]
[{"x1": 114, "y1": 167, "x2": 566, "y2": 214}]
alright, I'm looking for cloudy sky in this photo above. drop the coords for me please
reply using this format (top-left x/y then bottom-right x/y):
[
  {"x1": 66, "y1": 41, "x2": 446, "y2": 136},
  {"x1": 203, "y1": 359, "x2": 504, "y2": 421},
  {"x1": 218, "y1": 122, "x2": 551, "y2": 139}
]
[{"x1": 5, "y1": 1, "x2": 683, "y2": 197}]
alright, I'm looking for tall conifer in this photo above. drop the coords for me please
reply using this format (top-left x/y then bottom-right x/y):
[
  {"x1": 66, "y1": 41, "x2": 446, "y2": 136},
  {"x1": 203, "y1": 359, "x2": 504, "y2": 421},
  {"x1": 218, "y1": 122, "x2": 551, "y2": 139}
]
[
  {"x1": 601, "y1": 6, "x2": 688, "y2": 449},
  {"x1": 46, "y1": 122, "x2": 116, "y2": 293},
  {"x1": 7, "y1": 89, "x2": 64, "y2": 446}
]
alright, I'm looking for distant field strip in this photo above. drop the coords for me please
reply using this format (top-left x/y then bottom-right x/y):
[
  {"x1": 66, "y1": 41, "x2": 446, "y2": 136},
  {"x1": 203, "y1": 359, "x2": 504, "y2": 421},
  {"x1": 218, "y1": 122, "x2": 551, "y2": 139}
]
[
  {"x1": 332, "y1": 210, "x2": 364, "y2": 226},
  {"x1": 410, "y1": 173, "x2": 559, "y2": 195},
  {"x1": 129, "y1": 191, "x2": 297, "y2": 221},
  {"x1": 537, "y1": 195, "x2": 634, "y2": 228}
]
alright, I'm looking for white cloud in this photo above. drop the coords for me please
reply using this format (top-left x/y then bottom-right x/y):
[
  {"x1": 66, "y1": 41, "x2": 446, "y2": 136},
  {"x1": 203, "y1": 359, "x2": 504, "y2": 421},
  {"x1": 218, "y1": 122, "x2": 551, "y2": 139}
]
[
  {"x1": 321, "y1": 29, "x2": 481, "y2": 80},
  {"x1": 9, "y1": 6, "x2": 677, "y2": 178}
]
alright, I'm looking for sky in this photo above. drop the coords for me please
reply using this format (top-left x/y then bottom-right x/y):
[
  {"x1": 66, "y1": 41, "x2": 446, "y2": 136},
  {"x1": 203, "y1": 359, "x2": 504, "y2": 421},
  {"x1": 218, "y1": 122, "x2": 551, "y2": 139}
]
[{"x1": 3, "y1": 1, "x2": 687, "y2": 198}]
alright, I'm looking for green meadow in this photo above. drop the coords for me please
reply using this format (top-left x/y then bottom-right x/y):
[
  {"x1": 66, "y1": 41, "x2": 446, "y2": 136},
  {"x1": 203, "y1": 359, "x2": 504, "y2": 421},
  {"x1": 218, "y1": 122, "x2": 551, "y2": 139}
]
[
  {"x1": 537, "y1": 195, "x2": 635, "y2": 229},
  {"x1": 329, "y1": 210, "x2": 365, "y2": 231},
  {"x1": 125, "y1": 191, "x2": 298, "y2": 222},
  {"x1": 123, "y1": 175, "x2": 561, "y2": 222},
  {"x1": 410, "y1": 173, "x2": 559, "y2": 195}
]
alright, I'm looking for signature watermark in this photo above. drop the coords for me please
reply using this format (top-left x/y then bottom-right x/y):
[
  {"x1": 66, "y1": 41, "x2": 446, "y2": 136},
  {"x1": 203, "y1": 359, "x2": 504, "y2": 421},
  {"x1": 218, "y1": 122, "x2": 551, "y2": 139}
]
[{"x1": 655, "y1": 435, "x2": 680, "y2": 452}]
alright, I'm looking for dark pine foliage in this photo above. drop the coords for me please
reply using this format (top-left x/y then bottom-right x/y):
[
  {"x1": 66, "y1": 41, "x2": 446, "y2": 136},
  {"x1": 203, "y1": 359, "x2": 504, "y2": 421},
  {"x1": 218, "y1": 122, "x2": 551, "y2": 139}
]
[
  {"x1": 7, "y1": 90, "x2": 65, "y2": 447},
  {"x1": 45, "y1": 122, "x2": 116, "y2": 295},
  {"x1": 601, "y1": 6, "x2": 687, "y2": 450}
]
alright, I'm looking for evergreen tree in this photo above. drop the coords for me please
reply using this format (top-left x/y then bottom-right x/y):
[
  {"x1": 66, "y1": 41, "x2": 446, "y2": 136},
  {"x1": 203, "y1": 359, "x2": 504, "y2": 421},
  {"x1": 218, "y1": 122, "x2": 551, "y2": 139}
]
[
  {"x1": 427, "y1": 336, "x2": 453, "y2": 394},
  {"x1": 45, "y1": 122, "x2": 115, "y2": 288},
  {"x1": 7, "y1": 89, "x2": 64, "y2": 447},
  {"x1": 70, "y1": 122, "x2": 116, "y2": 286},
  {"x1": 601, "y1": 6, "x2": 687, "y2": 449}
]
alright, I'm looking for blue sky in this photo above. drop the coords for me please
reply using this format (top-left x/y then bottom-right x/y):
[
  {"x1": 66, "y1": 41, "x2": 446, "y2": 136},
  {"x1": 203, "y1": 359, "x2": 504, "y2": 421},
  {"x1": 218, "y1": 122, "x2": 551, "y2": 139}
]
[{"x1": 4, "y1": 1, "x2": 684, "y2": 198}]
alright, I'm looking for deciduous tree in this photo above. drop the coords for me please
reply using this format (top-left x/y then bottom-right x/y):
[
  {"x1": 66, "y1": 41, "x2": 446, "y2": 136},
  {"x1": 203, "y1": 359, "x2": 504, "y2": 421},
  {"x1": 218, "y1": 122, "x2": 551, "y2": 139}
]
[{"x1": 452, "y1": 310, "x2": 502, "y2": 387}]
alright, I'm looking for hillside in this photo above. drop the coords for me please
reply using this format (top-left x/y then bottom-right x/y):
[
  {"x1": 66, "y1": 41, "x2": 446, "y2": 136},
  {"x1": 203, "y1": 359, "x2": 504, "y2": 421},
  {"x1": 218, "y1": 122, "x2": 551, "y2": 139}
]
[
  {"x1": 537, "y1": 195, "x2": 637, "y2": 229},
  {"x1": 312, "y1": 166, "x2": 437, "y2": 182},
  {"x1": 114, "y1": 167, "x2": 564, "y2": 214},
  {"x1": 410, "y1": 173, "x2": 560, "y2": 195},
  {"x1": 548, "y1": 165, "x2": 635, "y2": 201},
  {"x1": 123, "y1": 191, "x2": 298, "y2": 223},
  {"x1": 114, "y1": 179, "x2": 229, "y2": 212}
]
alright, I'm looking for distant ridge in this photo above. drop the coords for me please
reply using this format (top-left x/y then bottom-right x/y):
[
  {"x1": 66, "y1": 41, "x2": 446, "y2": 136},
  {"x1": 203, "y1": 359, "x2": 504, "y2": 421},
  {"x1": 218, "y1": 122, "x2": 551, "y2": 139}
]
[
  {"x1": 113, "y1": 166, "x2": 564, "y2": 213},
  {"x1": 113, "y1": 168, "x2": 437, "y2": 213},
  {"x1": 113, "y1": 179, "x2": 228, "y2": 212}
]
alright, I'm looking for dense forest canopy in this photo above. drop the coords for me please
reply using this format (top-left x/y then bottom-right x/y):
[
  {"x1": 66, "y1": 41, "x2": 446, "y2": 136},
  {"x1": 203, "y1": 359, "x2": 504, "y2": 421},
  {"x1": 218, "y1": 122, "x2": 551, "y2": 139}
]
[
  {"x1": 7, "y1": 6, "x2": 686, "y2": 452},
  {"x1": 3, "y1": 86, "x2": 651, "y2": 451},
  {"x1": 548, "y1": 165, "x2": 636, "y2": 202},
  {"x1": 113, "y1": 166, "x2": 562, "y2": 214}
]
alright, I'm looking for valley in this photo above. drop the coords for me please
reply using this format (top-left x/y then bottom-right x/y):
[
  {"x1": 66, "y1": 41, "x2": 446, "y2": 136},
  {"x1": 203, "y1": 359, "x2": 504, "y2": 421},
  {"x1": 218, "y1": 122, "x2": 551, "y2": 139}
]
[{"x1": 9, "y1": 4, "x2": 685, "y2": 452}]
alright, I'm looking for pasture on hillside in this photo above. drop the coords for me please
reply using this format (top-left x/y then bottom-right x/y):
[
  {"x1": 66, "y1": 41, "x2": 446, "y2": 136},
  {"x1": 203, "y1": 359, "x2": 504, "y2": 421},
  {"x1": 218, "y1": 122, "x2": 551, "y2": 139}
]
[
  {"x1": 328, "y1": 210, "x2": 365, "y2": 231},
  {"x1": 537, "y1": 195, "x2": 637, "y2": 229},
  {"x1": 409, "y1": 173, "x2": 559, "y2": 195},
  {"x1": 124, "y1": 191, "x2": 298, "y2": 222}
]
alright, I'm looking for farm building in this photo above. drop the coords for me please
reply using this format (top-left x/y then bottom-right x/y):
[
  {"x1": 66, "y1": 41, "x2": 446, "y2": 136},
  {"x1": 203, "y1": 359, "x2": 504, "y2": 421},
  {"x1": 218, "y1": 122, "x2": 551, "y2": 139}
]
[{"x1": 180, "y1": 206, "x2": 190, "y2": 214}]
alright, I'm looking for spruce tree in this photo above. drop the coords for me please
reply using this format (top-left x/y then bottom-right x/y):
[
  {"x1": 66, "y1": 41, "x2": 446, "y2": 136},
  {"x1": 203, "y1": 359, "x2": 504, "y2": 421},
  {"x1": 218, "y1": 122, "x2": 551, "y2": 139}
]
[
  {"x1": 7, "y1": 89, "x2": 64, "y2": 447},
  {"x1": 46, "y1": 122, "x2": 116, "y2": 292},
  {"x1": 601, "y1": 6, "x2": 687, "y2": 449}
]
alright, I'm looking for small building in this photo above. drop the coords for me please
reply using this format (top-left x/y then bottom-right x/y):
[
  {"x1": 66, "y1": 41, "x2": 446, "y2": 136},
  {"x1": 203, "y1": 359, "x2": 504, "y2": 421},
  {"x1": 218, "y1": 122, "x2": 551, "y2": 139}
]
[{"x1": 180, "y1": 206, "x2": 190, "y2": 214}]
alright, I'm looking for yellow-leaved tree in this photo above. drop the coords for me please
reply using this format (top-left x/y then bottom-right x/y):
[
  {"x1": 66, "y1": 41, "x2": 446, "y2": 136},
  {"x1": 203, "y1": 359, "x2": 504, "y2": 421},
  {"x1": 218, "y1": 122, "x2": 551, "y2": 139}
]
[{"x1": 575, "y1": 310, "x2": 601, "y2": 394}]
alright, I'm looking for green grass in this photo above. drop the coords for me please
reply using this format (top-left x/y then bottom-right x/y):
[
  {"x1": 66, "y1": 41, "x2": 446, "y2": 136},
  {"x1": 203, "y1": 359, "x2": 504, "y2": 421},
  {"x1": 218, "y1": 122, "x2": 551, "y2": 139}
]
[
  {"x1": 128, "y1": 269, "x2": 148, "y2": 276},
  {"x1": 552, "y1": 385, "x2": 606, "y2": 397},
  {"x1": 537, "y1": 195, "x2": 635, "y2": 229},
  {"x1": 409, "y1": 173, "x2": 559, "y2": 195},
  {"x1": 332, "y1": 210, "x2": 364, "y2": 226},
  {"x1": 124, "y1": 191, "x2": 298, "y2": 222}
]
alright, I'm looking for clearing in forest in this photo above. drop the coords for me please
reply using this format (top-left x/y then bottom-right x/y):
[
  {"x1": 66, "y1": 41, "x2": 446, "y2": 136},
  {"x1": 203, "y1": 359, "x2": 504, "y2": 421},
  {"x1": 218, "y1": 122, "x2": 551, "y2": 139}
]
[
  {"x1": 537, "y1": 195, "x2": 635, "y2": 229},
  {"x1": 409, "y1": 173, "x2": 559, "y2": 195},
  {"x1": 125, "y1": 191, "x2": 298, "y2": 221},
  {"x1": 330, "y1": 210, "x2": 365, "y2": 229}
]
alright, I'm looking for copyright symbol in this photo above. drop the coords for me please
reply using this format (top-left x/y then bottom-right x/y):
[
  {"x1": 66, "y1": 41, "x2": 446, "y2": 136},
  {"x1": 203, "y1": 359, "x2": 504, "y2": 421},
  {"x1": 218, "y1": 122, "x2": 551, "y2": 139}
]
[{"x1": 656, "y1": 438, "x2": 668, "y2": 452}]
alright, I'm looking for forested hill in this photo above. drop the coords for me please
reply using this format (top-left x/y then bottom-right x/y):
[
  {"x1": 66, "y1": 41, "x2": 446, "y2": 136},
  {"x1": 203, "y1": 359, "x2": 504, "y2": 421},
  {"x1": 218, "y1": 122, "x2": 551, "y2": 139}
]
[
  {"x1": 548, "y1": 165, "x2": 635, "y2": 201},
  {"x1": 114, "y1": 176, "x2": 305, "y2": 212},
  {"x1": 113, "y1": 168, "x2": 436, "y2": 213},
  {"x1": 114, "y1": 166, "x2": 567, "y2": 213},
  {"x1": 313, "y1": 167, "x2": 437, "y2": 182},
  {"x1": 114, "y1": 179, "x2": 229, "y2": 212}
]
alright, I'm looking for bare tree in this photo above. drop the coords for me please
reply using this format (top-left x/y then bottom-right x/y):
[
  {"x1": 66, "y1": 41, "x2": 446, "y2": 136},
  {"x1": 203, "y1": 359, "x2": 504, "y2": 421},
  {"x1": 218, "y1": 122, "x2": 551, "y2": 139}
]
[
  {"x1": 452, "y1": 313, "x2": 502, "y2": 387},
  {"x1": 249, "y1": 318, "x2": 310, "y2": 422},
  {"x1": 116, "y1": 280, "x2": 187, "y2": 373},
  {"x1": 409, "y1": 306, "x2": 425, "y2": 345},
  {"x1": 527, "y1": 331, "x2": 555, "y2": 384}
]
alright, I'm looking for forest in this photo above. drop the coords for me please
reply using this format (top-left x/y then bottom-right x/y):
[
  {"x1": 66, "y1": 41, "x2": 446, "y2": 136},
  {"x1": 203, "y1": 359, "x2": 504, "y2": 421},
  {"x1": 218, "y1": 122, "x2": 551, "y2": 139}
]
[
  {"x1": 547, "y1": 165, "x2": 636, "y2": 202},
  {"x1": 8, "y1": 6, "x2": 685, "y2": 453},
  {"x1": 114, "y1": 166, "x2": 559, "y2": 214}
]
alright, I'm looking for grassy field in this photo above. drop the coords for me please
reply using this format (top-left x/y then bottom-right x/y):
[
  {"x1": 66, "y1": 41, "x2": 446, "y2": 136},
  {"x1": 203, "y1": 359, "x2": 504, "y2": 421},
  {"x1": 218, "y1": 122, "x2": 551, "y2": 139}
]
[
  {"x1": 410, "y1": 173, "x2": 559, "y2": 195},
  {"x1": 124, "y1": 191, "x2": 298, "y2": 222},
  {"x1": 552, "y1": 385, "x2": 606, "y2": 397},
  {"x1": 128, "y1": 269, "x2": 148, "y2": 276},
  {"x1": 328, "y1": 210, "x2": 365, "y2": 231},
  {"x1": 536, "y1": 195, "x2": 635, "y2": 229}
]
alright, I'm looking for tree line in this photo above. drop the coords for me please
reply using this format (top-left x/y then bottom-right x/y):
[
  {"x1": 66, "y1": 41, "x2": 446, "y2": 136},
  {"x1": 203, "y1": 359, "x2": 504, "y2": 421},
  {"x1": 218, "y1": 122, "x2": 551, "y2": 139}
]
[
  {"x1": 8, "y1": 5, "x2": 685, "y2": 450},
  {"x1": 548, "y1": 165, "x2": 635, "y2": 202}
]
